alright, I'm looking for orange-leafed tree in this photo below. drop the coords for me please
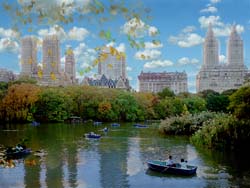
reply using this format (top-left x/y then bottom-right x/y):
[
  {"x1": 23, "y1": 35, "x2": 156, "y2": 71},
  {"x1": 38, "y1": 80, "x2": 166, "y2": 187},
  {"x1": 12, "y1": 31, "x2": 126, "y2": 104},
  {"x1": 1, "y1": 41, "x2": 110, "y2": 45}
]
[{"x1": 2, "y1": 83, "x2": 41, "y2": 122}]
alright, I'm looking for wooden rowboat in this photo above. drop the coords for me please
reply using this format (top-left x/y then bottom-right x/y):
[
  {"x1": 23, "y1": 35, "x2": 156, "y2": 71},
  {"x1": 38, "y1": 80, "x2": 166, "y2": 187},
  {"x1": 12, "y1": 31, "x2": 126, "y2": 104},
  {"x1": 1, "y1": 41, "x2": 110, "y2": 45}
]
[{"x1": 147, "y1": 160, "x2": 197, "y2": 176}]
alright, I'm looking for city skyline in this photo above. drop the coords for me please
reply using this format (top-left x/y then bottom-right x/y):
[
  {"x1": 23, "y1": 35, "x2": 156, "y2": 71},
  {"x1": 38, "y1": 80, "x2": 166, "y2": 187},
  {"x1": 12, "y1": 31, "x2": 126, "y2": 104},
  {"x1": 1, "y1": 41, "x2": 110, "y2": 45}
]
[{"x1": 0, "y1": 0, "x2": 250, "y2": 92}]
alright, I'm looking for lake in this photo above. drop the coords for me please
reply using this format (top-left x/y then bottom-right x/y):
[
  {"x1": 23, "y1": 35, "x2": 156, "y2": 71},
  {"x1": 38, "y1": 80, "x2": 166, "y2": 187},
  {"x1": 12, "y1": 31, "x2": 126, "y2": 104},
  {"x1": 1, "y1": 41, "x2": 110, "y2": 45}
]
[{"x1": 0, "y1": 122, "x2": 250, "y2": 188}]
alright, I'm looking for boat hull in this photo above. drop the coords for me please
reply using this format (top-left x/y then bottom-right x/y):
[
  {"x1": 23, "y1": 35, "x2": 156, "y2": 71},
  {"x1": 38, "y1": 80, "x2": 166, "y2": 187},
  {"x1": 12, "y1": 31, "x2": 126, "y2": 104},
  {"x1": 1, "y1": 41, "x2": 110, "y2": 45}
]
[
  {"x1": 147, "y1": 160, "x2": 197, "y2": 176},
  {"x1": 5, "y1": 149, "x2": 32, "y2": 159}
]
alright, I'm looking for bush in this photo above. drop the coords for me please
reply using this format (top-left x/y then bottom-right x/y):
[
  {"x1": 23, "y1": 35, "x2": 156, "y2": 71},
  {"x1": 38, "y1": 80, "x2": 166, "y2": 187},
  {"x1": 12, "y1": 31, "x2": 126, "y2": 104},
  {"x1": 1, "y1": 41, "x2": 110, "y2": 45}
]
[
  {"x1": 159, "y1": 111, "x2": 217, "y2": 135},
  {"x1": 191, "y1": 114, "x2": 250, "y2": 150}
]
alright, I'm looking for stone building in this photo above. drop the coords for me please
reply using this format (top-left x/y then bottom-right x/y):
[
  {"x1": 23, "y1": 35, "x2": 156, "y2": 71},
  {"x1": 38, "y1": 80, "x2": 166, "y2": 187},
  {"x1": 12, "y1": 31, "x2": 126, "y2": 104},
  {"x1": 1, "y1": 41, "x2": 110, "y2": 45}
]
[
  {"x1": 196, "y1": 24, "x2": 247, "y2": 93},
  {"x1": 83, "y1": 46, "x2": 130, "y2": 90},
  {"x1": 138, "y1": 71, "x2": 188, "y2": 94},
  {"x1": 0, "y1": 68, "x2": 15, "y2": 82},
  {"x1": 82, "y1": 74, "x2": 130, "y2": 90},
  {"x1": 20, "y1": 35, "x2": 76, "y2": 86},
  {"x1": 98, "y1": 47, "x2": 126, "y2": 80},
  {"x1": 20, "y1": 36, "x2": 37, "y2": 77}
]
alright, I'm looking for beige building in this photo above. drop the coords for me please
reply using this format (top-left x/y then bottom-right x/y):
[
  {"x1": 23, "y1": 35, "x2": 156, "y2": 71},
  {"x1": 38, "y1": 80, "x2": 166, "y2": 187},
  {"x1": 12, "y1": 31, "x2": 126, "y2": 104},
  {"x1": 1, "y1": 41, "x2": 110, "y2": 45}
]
[
  {"x1": 65, "y1": 47, "x2": 76, "y2": 84},
  {"x1": 197, "y1": 24, "x2": 247, "y2": 93},
  {"x1": 20, "y1": 35, "x2": 76, "y2": 86},
  {"x1": 20, "y1": 36, "x2": 37, "y2": 76},
  {"x1": 138, "y1": 71, "x2": 188, "y2": 94},
  {"x1": 98, "y1": 47, "x2": 126, "y2": 80},
  {"x1": 0, "y1": 68, "x2": 15, "y2": 82}
]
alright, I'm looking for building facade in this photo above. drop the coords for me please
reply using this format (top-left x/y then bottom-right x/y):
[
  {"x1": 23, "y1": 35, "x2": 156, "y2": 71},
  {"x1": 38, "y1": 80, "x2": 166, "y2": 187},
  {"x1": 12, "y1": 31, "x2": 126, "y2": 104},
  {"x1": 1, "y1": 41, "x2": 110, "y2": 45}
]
[
  {"x1": 65, "y1": 47, "x2": 76, "y2": 84},
  {"x1": 138, "y1": 71, "x2": 188, "y2": 94},
  {"x1": 20, "y1": 36, "x2": 37, "y2": 76},
  {"x1": 82, "y1": 74, "x2": 130, "y2": 90},
  {"x1": 98, "y1": 47, "x2": 126, "y2": 80},
  {"x1": 196, "y1": 25, "x2": 247, "y2": 93},
  {"x1": 0, "y1": 68, "x2": 15, "y2": 82}
]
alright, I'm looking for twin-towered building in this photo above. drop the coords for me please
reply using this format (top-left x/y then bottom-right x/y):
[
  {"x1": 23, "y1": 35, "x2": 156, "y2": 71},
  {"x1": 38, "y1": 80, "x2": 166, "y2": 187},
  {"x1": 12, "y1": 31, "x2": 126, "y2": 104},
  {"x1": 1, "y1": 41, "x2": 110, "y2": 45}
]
[
  {"x1": 20, "y1": 35, "x2": 76, "y2": 86},
  {"x1": 196, "y1": 24, "x2": 248, "y2": 93}
]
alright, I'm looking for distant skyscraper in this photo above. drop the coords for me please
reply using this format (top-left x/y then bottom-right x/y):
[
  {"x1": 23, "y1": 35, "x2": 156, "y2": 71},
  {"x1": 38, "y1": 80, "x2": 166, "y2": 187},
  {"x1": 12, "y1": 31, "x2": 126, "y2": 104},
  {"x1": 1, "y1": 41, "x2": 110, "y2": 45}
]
[
  {"x1": 196, "y1": 24, "x2": 247, "y2": 93},
  {"x1": 227, "y1": 25, "x2": 244, "y2": 67},
  {"x1": 21, "y1": 36, "x2": 37, "y2": 76},
  {"x1": 138, "y1": 71, "x2": 188, "y2": 94},
  {"x1": 42, "y1": 35, "x2": 60, "y2": 79},
  {"x1": 65, "y1": 47, "x2": 76, "y2": 83},
  {"x1": 98, "y1": 47, "x2": 126, "y2": 80},
  {"x1": 203, "y1": 23, "x2": 219, "y2": 69}
]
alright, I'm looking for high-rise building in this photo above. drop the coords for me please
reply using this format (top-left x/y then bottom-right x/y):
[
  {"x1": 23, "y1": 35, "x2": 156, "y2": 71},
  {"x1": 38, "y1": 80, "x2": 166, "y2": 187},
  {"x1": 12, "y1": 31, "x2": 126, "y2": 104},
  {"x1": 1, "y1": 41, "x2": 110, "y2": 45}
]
[
  {"x1": 138, "y1": 71, "x2": 188, "y2": 94},
  {"x1": 203, "y1": 23, "x2": 219, "y2": 69},
  {"x1": 227, "y1": 25, "x2": 244, "y2": 67},
  {"x1": 42, "y1": 35, "x2": 60, "y2": 81},
  {"x1": 98, "y1": 47, "x2": 126, "y2": 80},
  {"x1": 196, "y1": 24, "x2": 247, "y2": 93},
  {"x1": 65, "y1": 47, "x2": 76, "y2": 83},
  {"x1": 20, "y1": 36, "x2": 37, "y2": 76}
]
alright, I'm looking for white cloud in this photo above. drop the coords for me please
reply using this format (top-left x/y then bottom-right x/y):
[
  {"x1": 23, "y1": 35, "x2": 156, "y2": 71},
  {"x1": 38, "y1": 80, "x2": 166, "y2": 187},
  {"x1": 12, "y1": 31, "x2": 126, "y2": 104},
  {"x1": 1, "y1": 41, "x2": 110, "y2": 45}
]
[
  {"x1": 68, "y1": 27, "x2": 89, "y2": 41},
  {"x1": 169, "y1": 33, "x2": 204, "y2": 48},
  {"x1": 169, "y1": 25, "x2": 203, "y2": 48},
  {"x1": 148, "y1": 26, "x2": 159, "y2": 36},
  {"x1": 121, "y1": 18, "x2": 159, "y2": 38},
  {"x1": 182, "y1": 26, "x2": 196, "y2": 33},
  {"x1": 200, "y1": 6, "x2": 217, "y2": 13},
  {"x1": 38, "y1": 25, "x2": 89, "y2": 41},
  {"x1": 38, "y1": 25, "x2": 67, "y2": 41},
  {"x1": 73, "y1": 43, "x2": 97, "y2": 67},
  {"x1": 199, "y1": 16, "x2": 244, "y2": 37},
  {"x1": 18, "y1": 0, "x2": 91, "y2": 17},
  {"x1": 144, "y1": 41, "x2": 163, "y2": 49},
  {"x1": 126, "y1": 66, "x2": 132, "y2": 71},
  {"x1": 178, "y1": 57, "x2": 199, "y2": 65},
  {"x1": 219, "y1": 55, "x2": 227, "y2": 63},
  {"x1": 0, "y1": 38, "x2": 19, "y2": 53},
  {"x1": 210, "y1": 0, "x2": 221, "y2": 4},
  {"x1": 106, "y1": 42, "x2": 126, "y2": 53},
  {"x1": 135, "y1": 49, "x2": 161, "y2": 60},
  {"x1": 144, "y1": 60, "x2": 173, "y2": 69},
  {"x1": 0, "y1": 28, "x2": 20, "y2": 39}
]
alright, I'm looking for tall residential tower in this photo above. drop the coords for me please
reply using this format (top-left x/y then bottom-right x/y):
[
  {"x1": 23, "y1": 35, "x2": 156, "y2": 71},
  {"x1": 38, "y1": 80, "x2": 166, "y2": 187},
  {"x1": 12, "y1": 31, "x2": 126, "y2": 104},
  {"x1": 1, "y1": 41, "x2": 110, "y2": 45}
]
[
  {"x1": 196, "y1": 24, "x2": 247, "y2": 93},
  {"x1": 20, "y1": 36, "x2": 37, "y2": 76}
]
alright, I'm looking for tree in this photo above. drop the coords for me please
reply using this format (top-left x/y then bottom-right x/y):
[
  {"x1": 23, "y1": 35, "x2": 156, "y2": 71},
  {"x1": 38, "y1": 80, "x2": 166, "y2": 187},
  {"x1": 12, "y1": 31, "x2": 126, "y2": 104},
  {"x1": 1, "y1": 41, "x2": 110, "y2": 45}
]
[
  {"x1": 228, "y1": 86, "x2": 250, "y2": 120},
  {"x1": 34, "y1": 88, "x2": 73, "y2": 122},
  {"x1": 182, "y1": 96, "x2": 206, "y2": 114},
  {"x1": 157, "y1": 87, "x2": 175, "y2": 99},
  {"x1": 2, "y1": 83, "x2": 41, "y2": 122}
]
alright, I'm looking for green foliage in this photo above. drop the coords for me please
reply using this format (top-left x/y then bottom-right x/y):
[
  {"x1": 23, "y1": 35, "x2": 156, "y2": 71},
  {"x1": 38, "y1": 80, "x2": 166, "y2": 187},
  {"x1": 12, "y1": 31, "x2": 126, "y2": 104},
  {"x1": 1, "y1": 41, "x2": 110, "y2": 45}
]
[
  {"x1": 157, "y1": 87, "x2": 175, "y2": 99},
  {"x1": 228, "y1": 86, "x2": 250, "y2": 120},
  {"x1": 159, "y1": 111, "x2": 218, "y2": 135},
  {"x1": 34, "y1": 88, "x2": 73, "y2": 122},
  {"x1": 154, "y1": 97, "x2": 185, "y2": 119},
  {"x1": 182, "y1": 96, "x2": 206, "y2": 114},
  {"x1": 191, "y1": 114, "x2": 250, "y2": 150},
  {"x1": 9, "y1": 76, "x2": 37, "y2": 85}
]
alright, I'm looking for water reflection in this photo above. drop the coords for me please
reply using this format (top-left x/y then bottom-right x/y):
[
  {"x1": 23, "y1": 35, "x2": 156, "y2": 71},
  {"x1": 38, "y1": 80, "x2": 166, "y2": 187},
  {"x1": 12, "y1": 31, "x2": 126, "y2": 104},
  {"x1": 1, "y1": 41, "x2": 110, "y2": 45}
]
[{"x1": 0, "y1": 123, "x2": 249, "y2": 188}]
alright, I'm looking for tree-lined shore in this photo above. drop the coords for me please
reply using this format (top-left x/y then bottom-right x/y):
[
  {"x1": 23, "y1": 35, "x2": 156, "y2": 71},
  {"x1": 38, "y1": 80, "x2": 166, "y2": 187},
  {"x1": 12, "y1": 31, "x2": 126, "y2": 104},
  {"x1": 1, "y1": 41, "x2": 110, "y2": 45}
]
[{"x1": 1, "y1": 78, "x2": 249, "y2": 151}]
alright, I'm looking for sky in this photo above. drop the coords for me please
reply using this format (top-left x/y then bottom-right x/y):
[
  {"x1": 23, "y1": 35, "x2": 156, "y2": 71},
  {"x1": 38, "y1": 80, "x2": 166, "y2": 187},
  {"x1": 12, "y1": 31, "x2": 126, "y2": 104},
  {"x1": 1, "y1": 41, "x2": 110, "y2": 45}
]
[{"x1": 0, "y1": 0, "x2": 250, "y2": 93}]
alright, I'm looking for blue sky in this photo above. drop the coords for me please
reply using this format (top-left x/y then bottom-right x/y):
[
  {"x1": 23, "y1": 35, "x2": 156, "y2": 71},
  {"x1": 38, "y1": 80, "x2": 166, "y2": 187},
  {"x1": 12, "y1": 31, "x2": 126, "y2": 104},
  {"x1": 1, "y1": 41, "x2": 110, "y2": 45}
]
[{"x1": 0, "y1": 0, "x2": 250, "y2": 93}]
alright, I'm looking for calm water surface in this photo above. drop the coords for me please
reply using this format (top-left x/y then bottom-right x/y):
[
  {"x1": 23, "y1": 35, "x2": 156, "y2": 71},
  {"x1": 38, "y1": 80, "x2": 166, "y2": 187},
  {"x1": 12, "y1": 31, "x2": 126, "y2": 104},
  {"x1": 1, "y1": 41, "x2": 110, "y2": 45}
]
[{"x1": 0, "y1": 123, "x2": 250, "y2": 188}]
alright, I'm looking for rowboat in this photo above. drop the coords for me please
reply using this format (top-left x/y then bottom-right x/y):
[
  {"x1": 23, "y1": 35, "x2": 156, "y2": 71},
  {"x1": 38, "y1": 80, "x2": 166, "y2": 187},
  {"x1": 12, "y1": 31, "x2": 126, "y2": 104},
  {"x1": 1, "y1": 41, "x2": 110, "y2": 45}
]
[
  {"x1": 111, "y1": 123, "x2": 120, "y2": 127},
  {"x1": 133, "y1": 124, "x2": 148, "y2": 128},
  {"x1": 5, "y1": 148, "x2": 32, "y2": 159},
  {"x1": 93, "y1": 121, "x2": 102, "y2": 126},
  {"x1": 85, "y1": 132, "x2": 101, "y2": 139},
  {"x1": 147, "y1": 160, "x2": 197, "y2": 176}
]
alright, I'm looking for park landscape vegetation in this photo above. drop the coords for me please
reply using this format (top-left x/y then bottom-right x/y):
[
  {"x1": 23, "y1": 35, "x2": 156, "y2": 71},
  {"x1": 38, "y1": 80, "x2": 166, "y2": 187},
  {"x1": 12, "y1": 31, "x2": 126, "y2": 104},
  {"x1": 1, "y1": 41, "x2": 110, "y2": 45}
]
[{"x1": 0, "y1": 78, "x2": 250, "y2": 152}]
